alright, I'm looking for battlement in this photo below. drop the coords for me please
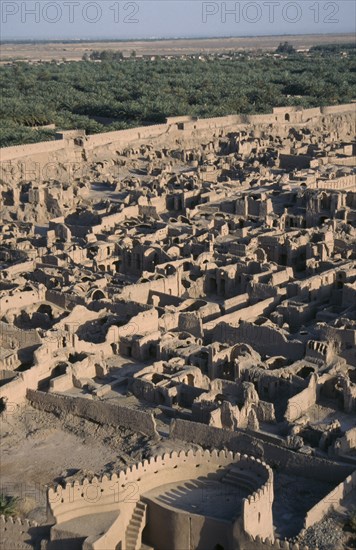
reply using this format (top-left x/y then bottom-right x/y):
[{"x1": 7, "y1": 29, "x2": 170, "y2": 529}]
[
  {"x1": 48, "y1": 448, "x2": 273, "y2": 526},
  {"x1": 0, "y1": 515, "x2": 38, "y2": 527}
]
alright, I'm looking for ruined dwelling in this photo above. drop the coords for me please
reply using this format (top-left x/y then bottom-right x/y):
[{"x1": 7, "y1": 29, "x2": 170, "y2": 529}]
[{"x1": 0, "y1": 104, "x2": 355, "y2": 550}]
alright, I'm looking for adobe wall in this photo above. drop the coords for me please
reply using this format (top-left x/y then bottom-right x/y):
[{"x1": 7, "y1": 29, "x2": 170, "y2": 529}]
[
  {"x1": 45, "y1": 289, "x2": 85, "y2": 310},
  {"x1": 321, "y1": 103, "x2": 356, "y2": 115},
  {"x1": 27, "y1": 389, "x2": 158, "y2": 438},
  {"x1": 47, "y1": 448, "x2": 273, "y2": 545},
  {"x1": 223, "y1": 293, "x2": 250, "y2": 314},
  {"x1": 143, "y1": 500, "x2": 233, "y2": 550},
  {"x1": 205, "y1": 296, "x2": 280, "y2": 333},
  {"x1": 0, "y1": 139, "x2": 65, "y2": 161},
  {"x1": 1, "y1": 103, "x2": 354, "y2": 185},
  {"x1": 0, "y1": 321, "x2": 42, "y2": 349},
  {"x1": 332, "y1": 427, "x2": 356, "y2": 456},
  {"x1": 0, "y1": 515, "x2": 48, "y2": 550},
  {"x1": 284, "y1": 374, "x2": 317, "y2": 422},
  {"x1": 211, "y1": 320, "x2": 304, "y2": 360},
  {"x1": 0, "y1": 337, "x2": 66, "y2": 405},
  {"x1": 106, "y1": 308, "x2": 159, "y2": 341},
  {"x1": 1, "y1": 260, "x2": 35, "y2": 279},
  {"x1": 120, "y1": 272, "x2": 182, "y2": 303},
  {"x1": 170, "y1": 419, "x2": 354, "y2": 482},
  {"x1": 316, "y1": 174, "x2": 355, "y2": 191},
  {"x1": 0, "y1": 286, "x2": 46, "y2": 314},
  {"x1": 303, "y1": 470, "x2": 356, "y2": 529}
]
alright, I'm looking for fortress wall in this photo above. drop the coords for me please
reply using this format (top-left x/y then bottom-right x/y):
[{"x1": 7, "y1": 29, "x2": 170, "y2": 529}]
[
  {"x1": 0, "y1": 140, "x2": 64, "y2": 161},
  {"x1": 248, "y1": 114, "x2": 278, "y2": 124},
  {"x1": 301, "y1": 107, "x2": 322, "y2": 120},
  {"x1": 190, "y1": 114, "x2": 242, "y2": 130},
  {"x1": 46, "y1": 448, "x2": 272, "y2": 543},
  {"x1": 0, "y1": 104, "x2": 354, "y2": 185},
  {"x1": 321, "y1": 103, "x2": 356, "y2": 114},
  {"x1": 303, "y1": 470, "x2": 356, "y2": 529},
  {"x1": 85, "y1": 128, "x2": 141, "y2": 147},
  {"x1": 85, "y1": 123, "x2": 169, "y2": 149},
  {"x1": 27, "y1": 389, "x2": 158, "y2": 438},
  {"x1": 242, "y1": 475, "x2": 274, "y2": 540},
  {"x1": 170, "y1": 418, "x2": 354, "y2": 482},
  {"x1": 137, "y1": 124, "x2": 170, "y2": 139}
]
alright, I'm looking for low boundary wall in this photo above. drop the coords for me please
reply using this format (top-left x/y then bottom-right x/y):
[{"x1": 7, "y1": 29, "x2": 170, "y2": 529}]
[
  {"x1": 303, "y1": 470, "x2": 356, "y2": 529},
  {"x1": 27, "y1": 389, "x2": 158, "y2": 438}
]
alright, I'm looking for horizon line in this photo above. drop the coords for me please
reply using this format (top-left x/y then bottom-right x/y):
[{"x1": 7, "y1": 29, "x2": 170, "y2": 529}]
[{"x1": 1, "y1": 31, "x2": 356, "y2": 44}]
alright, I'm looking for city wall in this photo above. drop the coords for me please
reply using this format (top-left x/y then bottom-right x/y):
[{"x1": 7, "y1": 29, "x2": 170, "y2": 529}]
[{"x1": 0, "y1": 103, "x2": 354, "y2": 185}]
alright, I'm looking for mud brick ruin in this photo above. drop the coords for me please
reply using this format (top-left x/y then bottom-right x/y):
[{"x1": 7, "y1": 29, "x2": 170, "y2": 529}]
[{"x1": 0, "y1": 104, "x2": 355, "y2": 549}]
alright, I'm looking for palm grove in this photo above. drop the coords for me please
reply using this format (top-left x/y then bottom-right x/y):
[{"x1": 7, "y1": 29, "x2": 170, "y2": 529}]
[{"x1": 0, "y1": 44, "x2": 355, "y2": 147}]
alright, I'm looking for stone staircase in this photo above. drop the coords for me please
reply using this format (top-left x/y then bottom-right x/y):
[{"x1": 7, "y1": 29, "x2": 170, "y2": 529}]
[
  {"x1": 125, "y1": 501, "x2": 147, "y2": 550},
  {"x1": 221, "y1": 466, "x2": 258, "y2": 493}
]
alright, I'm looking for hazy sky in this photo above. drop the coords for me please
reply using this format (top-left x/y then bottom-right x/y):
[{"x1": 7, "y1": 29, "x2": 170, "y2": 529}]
[{"x1": 2, "y1": 0, "x2": 356, "y2": 40}]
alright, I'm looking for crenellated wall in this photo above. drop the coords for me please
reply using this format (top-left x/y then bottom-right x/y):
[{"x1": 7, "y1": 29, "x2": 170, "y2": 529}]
[
  {"x1": 0, "y1": 515, "x2": 49, "y2": 549},
  {"x1": 47, "y1": 449, "x2": 273, "y2": 548}
]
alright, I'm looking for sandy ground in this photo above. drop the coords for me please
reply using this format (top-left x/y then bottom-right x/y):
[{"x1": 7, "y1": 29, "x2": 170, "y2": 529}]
[
  {"x1": 0, "y1": 404, "x2": 189, "y2": 523},
  {"x1": 1, "y1": 33, "x2": 354, "y2": 63}
]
